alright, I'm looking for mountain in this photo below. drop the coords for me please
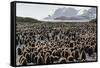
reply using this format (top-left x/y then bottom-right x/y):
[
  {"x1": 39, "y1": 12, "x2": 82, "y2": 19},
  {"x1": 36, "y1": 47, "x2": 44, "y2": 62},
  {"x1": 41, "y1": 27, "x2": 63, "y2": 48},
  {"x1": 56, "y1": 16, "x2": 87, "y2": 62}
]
[
  {"x1": 52, "y1": 7, "x2": 78, "y2": 18},
  {"x1": 44, "y1": 7, "x2": 96, "y2": 20},
  {"x1": 54, "y1": 16, "x2": 88, "y2": 20},
  {"x1": 81, "y1": 8, "x2": 96, "y2": 19}
]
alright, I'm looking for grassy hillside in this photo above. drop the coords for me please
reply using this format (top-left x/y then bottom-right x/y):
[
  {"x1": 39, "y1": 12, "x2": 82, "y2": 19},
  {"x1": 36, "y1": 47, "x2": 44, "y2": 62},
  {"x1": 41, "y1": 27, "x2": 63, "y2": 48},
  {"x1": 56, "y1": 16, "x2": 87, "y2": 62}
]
[
  {"x1": 89, "y1": 18, "x2": 97, "y2": 23},
  {"x1": 16, "y1": 16, "x2": 40, "y2": 23}
]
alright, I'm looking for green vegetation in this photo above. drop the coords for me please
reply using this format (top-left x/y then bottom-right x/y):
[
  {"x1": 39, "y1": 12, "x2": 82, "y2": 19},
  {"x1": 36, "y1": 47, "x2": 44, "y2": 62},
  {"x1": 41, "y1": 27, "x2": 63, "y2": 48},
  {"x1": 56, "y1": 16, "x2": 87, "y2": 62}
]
[
  {"x1": 16, "y1": 16, "x2": 40, "y2": 23},
  {"x1": 89, "y1": 18, "x2": 97, "y2": 23}
]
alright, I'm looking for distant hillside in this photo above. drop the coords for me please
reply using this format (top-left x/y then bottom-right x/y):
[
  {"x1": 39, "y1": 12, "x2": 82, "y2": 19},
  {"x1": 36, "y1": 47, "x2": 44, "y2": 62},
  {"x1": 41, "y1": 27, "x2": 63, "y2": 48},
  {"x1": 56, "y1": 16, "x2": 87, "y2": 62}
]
[
  {"x1": 16, "y1": 16, "x2": 40, "y2": 23},
  {"x1": 89, "y1": 19, "x2": 97, "y2": 23},
  {"x1": 54, "y1": 16, "x2": 84, "y2": 20}
]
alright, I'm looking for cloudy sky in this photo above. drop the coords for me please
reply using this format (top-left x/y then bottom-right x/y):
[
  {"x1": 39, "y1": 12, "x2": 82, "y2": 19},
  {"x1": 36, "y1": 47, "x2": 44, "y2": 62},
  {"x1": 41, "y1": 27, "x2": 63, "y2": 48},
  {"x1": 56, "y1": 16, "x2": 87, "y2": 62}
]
[{"x1": 16, "y1": 3, "x2": 95, "y2": 20}]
